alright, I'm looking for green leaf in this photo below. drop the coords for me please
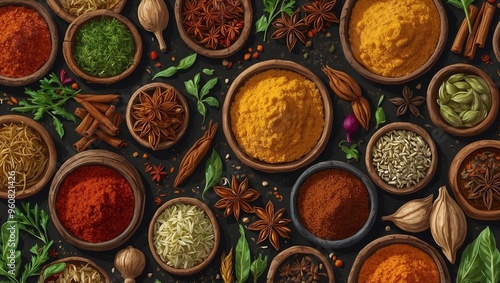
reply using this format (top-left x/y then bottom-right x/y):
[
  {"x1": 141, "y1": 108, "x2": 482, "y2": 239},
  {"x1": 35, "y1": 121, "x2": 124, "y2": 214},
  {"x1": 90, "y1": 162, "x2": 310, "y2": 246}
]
[
  {"x1": 194, "y1": 73, "x2": 201, "y2": 86},
  {"x1": 33, "y1": 108, "x2": 44, "y2": 120},
  {"x1": 177, "y1": 53, "x2": 197, "y2": 70},
  {"x1": 202, "y1": 149, "x2": 223, "y2": 199},
  {"x1": 477, "y1": 227, "x2": 500, "y2": 283},
  {"x1": 281, "y1": 0, "x2": 295, "y2": 15},
  {"x1": 200, "y1": 77, "x2": 218, "y2": 99},
  {"x1": 42, "y1": 262, "x2": 66, "y2": 281},
  {"x1": 375, "y1": 107, "x2": 386, "y2": 129},
  {"x1": 51, "y1": 106, "x2": 75, "y2": 122},
  {"x1": 255, "y1": 15, "x2": 268, "y2": 33},
  {"x1": 53, "y1": 117, "x2": 64, "y2": 139},
  {"x1": 184, "y1": 79, "x2": 198, "y2": 98},
  {"x1": 377, "y1": 95, "x2": 384, "y2": 107},
  {"x1": 457, "y1": 236, "x2": 483, "y2": 283},
  {"x1": 153, "y1": 66, "x2": 177, "y2": 79},
  {"x1": 203, "y1": 97, "x2": 219, "y2": 107},
  {"x1": 235, "y1": 224, "x2": 251, "y2": 283},
  {"x1": 447, "y1": 0, "x2": 464, "y2": 8},
  {"x1": 202, "y1": 69, "x2": 214, "y2": 75},
  {"x1": 197, "y1": 101, "x2": 207, "y2": 122},
  {"x1": 339, "y1": 141, "x2": 359, "y2": 162},
  {"x1": 154, "y1": 280, "x2": 161, "y2": 283},
  {"x1": 250, "y1": 253, "x2": 268, "y2": 283}
]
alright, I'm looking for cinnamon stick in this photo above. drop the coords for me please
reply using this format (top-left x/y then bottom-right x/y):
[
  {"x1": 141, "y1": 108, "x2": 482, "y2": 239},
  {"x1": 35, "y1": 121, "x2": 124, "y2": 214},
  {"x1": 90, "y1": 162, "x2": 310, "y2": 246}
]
[
  {"x1": 76, "y1": 108, "x2": 123, "y2": 132},
  {"x1": 74, "y1": 97, "x2": 119, "y2": 136},
  {"x1": 84, "y1": 105, "x2": 116, "y2": 137},
  {"x1": 91, "y1": 102, "x2": 111, "y2": 113},
  {"x1": 475, "y1": 3, "x2": 496, "y2": 48},
  {"x1": 94, "y1": 130, "x2": 127, "y2": 149},
  {"x1": 451, "y1": 5, "x2": 480, "y2": 54},
  {"x1": 73, "y1": 136, "x2": 97, "y2": 152},
  {"x1": 74, "y1": 113, "x2": 94, "y2": 136},
  {"x1": 465, "y1": 3, "x2": 486, "y2": 60},
  {"x1": 75, "y1": 94, "x2": 120, "y2": 103},
  {"x1": 74, "y1": 110, "x2": 127, "y2": 149}
]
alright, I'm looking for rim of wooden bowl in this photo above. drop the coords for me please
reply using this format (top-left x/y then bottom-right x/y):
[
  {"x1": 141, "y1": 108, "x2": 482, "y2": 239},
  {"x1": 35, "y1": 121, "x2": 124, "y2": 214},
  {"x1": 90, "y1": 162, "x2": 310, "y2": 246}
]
[
  {"x1": 339, "y1": 0, "x2": 448, "y2": 85},
  {"x1": 222, "y1": 59, "x2": 333, "y2": 173},
  {"x1": 347, "y1": 234, "x2": 450, "y2": 283},
  {"x1": 48, "y1": 149, "x2": 145, "y2": 251},
  {"x1": 125, "y1": 82, "x2": 190, "y2": 150},
  {"x1": 46, "y1": 0, "x2": 127, "y2": 23},
  {"x1": 0, "y1": 115, "x2": 57, "y2": 199},
  {"x1": 0, "y1": 0, "x2": 58, "y2": 87},
  {"x1": 290, "y1": 161, "x2": 378, "y2": 249},
  {"x1": 493, "y1": 22, "x2": 500, "y2": 62},
  {"x1": 38, "y1": 256, "x2": 111, "y2": 283},
  {"x1": 266, "y1": 246, "x2": 335, "y2": 283},
  {"x1": 62, "y1": 9, "x2": 143, "y2": 85},
  {"x1": 174, "y1": 0, "x2": 253, "y2": 58},
  {"x1": 427, "y1": 63, "x2": 499, "y2": 136},
  {"x1": 148, "y1": 197, "x2": 220, "y2": 276},
  {"x1": 448, "y1": 139, "x2": 500, "y2": 220},
  {"x1": 365, "y1": 122, "x2": 438, "y2": 195}
]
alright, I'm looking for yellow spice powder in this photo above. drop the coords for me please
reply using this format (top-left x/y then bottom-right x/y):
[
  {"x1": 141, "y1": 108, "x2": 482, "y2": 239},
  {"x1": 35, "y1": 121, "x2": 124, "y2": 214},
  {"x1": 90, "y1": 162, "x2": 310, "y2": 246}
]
[
  {"x1": 348, "y1": 0, "x2": 440, "y2": 77},
  {"x1": 230, "y1": 69, "x2": 324, "y2": 163}
]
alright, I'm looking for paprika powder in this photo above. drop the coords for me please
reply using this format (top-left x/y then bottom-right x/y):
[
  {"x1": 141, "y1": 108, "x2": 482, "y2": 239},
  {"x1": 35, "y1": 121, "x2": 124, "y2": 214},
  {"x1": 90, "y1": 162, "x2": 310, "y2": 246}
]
[
  {"x1": 55, "y1": 165, "x2": 135, "y2": 243},
  {"x1": 297, "y1": 168, "x2": 369, "y2": 240},
  {"x1": 0, "y1": 6, "x2": 52, "y2": 78}
]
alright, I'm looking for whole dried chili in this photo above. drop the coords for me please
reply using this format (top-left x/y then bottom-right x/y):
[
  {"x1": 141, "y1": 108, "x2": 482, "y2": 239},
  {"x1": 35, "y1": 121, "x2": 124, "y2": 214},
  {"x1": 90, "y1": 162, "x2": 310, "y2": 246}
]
[
  {"x1": 0, "y1": 6, "x2": 52, "y2": 78},
  {"x1": 55, "y1": 165, "x2": 135, "y2": 243}
]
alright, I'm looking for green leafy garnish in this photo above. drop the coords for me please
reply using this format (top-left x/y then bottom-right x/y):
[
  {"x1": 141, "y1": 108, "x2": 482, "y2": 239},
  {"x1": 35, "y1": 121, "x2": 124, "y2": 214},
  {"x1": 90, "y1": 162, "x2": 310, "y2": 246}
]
[
  {"x1": 250, "y1": 253, "x2": 268, "y2": 283},
  {"x1": 202, "y1": 149, "x2": 223, "y2": 199},
  {"x1": 457, "y1": 226, "x2": 500, "y2": 283},
  {"x1": 42, "y1": 263, "x2": 66, "y2": 281},
  {"x1": 375, "y1": 95, "x2": 386, "y2": 129},
  {"x1": 447, "y1": 0, "x2": 474, "y2": 34},
  {"x1": 153, "y1": 53, "x2": 197, "y2": 79},
  {"x1": 11, "y1": 73, "x2": 80, "y2": 138},
  {"x1": 255, "y1": 0, "x2": 295, "y2": 40},
  {"x1": 235, "y1": 224, "x2": 251, "y2": 283},
  {"x1": 339, "y1": 140, "x2": 359, "y2": 162},
  {"x1": 184, "y1": 72, "x2": 219, "y2": 122}
]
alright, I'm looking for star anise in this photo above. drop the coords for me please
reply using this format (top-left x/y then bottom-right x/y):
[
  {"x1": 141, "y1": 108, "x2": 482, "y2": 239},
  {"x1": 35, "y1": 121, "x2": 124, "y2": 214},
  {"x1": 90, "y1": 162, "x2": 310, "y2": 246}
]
[
  {"x1": 292, "y1": 257, "x2": 310, "y2": 277},
  {"x1": 279, "y1": 262, "x2": 295, "y2": 277},
  {"x1": 214, "y1": 176, "x2": 260, "y2": 220},
  {"x1": 302, "y1": 0, "x2": 339, "y2": 32},
  {"x1": 248, "y1": 201, "x2": 291, "y2": 250},
  {"x1": 467, "y1": 167, "x2": 500, "y2": 210},
  {"x1": 150, "y1": 163, "x2": 167, "y2": 183},
  {"x1": 271, "y1": 9, "x2": 308, "y2": 52},
  {"x1": 389, "y1": 85, "x2": 425, "y2": 117}
]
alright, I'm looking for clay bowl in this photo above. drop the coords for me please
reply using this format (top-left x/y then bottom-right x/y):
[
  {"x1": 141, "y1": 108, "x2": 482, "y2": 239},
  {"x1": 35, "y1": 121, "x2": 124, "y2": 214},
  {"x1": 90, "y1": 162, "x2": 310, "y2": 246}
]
[
  {"x1": 290, "y1": 161, "x2": 378, "y2": 249},
  {"x1": 339, "y1": 0, "x2": 448, "y2": 84},
  {"x1": 174, "y1": 0, "x2": 252, "y2": 58},
  {"x1": 222, "y1": 59, "x2": 333, "y2": 173},
  {"x1": 46, "y1": 0, "x2": 127, "y2": 23},
  {"x1": 0, "y1": 115, "x2": 57, "y2": 199},
  {"x1": 63, "y1": 10, "x2": 142, "y2": 84},
  {"x1": 427, "y1": 64, "x2": 499, "y2": 136},
  {"x1": 48, "y1": 149, "x2": 145, "y2": 251},
  {"x1": 493, "y1": 22, "x2": 500, "y2": 62},
  {"x1": 348, "y1": 234, "x2": 450, "y2": 283},
  {"x1": 39, "y1": 256, "x2": 110, "y2": 283},
  {"x1": 148, "y1": 197, "x2": 220, "y2": 276},
  {"x1": 365, "y1": 122, "x2": 438, "y2": 195},
  {"x1": 449, "y1": 140, "x2": 500, "y2": 220},
  {"x1": 266, "y1": 246, "x2": 335, "y2": 283},
  {"x1": 0, "y1": 0, "x2": 58, "y2": 87},
  {"x1": 126, "y1": 82, "x2": 190, "y2": 150}
]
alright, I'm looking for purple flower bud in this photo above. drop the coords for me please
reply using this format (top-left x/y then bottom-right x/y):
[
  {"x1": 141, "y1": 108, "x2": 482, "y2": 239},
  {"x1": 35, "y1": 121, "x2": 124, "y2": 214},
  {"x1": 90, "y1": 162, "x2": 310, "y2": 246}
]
[{"x1": 343, "y1": 112, "x2": 359, "y2": 143}]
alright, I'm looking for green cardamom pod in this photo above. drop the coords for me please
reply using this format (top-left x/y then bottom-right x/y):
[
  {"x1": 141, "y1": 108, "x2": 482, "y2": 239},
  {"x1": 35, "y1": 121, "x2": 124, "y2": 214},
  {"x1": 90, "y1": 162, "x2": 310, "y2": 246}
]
[
  {"x1": 451, "y1": 91, "x2": 473, "y2": 104},
  {"x1": 447, "y1": 73, "x2": 465, "y2": 83},
  {"x1": 465, "y1": 76, "x2": 488, "y2": 94},
  {"x1": 438, "y1": 82, "x2": 450, "y2": 104},
  {"x1": 461, "y1": 110, "x2": 480, "y2": 123},
  {"x1": 445, "y1": 81, "x2": 458, "y2": 95},
  {"x1": 440, "y1": 104, "x2": 463, "y2": 127},
  {"x1": 480, "y1": 92, "x2": 491, "y2": 109},
  {"x1": 452, "y1": 81, "x2": 471, "y2": 90},
  {"x1": 471, "y1": 92, "x2": 481, "y2": 111},
  {"x1": 459, "y1": 110, "x2": 468, "y2": 119}
]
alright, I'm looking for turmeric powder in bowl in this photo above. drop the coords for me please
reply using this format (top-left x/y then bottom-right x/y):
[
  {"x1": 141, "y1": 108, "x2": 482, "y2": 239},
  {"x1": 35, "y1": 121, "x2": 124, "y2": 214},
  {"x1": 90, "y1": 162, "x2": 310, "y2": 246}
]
[{"x1": 229, "y1": 69, "x2": 324, "y2": 164}]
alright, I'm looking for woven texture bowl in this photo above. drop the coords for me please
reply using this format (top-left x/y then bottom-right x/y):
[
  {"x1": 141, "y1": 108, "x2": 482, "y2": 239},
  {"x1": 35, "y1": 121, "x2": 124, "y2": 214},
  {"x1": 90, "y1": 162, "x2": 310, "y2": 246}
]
[
  {"x1": 0, "y1": 115, "x2": 57, "y2": 199},
  {"x1": 48, "y1": 149, "x2": 145, "y2": 251},
  {"x1": 0, "y1": 0, "x2": 58, "y2": 87},
  {"x1": 39, "y1": 256, "x2": 111, "y2": 283},
  {"x1": 47, "y1": 0, "x2": 127, "y2": 23},
  {"x1": 63, "y1": 9, "x2": 142, "y2": 84},
  {"x1": 222, "y1": 59, "x2": 333, "y2": 173}
]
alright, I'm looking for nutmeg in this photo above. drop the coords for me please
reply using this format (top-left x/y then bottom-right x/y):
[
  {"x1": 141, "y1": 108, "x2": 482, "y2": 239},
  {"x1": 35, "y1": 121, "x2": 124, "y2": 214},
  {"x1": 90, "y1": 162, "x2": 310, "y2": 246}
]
[{"x1": 114, "y1": 246, "x2": 146, "y2": 283}]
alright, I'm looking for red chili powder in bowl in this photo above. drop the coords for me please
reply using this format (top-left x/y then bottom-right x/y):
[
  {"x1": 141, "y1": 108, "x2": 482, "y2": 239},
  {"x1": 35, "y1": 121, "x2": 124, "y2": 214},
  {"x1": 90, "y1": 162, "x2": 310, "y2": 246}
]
[
  {"x1": 55, "y1": 165, "x2": 135, "y2": 243},
  {"x1": 297, "y1": 168, "x2": 370, "y2": 240}
]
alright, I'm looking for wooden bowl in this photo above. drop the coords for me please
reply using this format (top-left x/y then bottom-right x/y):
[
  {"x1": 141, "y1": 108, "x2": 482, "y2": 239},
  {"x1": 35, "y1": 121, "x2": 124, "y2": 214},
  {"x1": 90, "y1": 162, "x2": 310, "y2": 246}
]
[
  {"x1": 348, "y1": 234, "x2": 450, "y2": 283},
  {"x1": 48, "y1": 149, "x2": 145, "y2": 251},
  {"x1": 62, "y1": 10, "x2": 142, "y2": 84},
  {"x1": 365, "y1": 122, "x2": 438, "y2": 195},
  {"x1": 290, "y1": 161, "x2": 378, "y2": 249},
  {"x1": 339, "y1": 0, "x2": 447, "y2": 84},
  {"x1": 0, "y1": 115, "x2": 56, "y2": 199},
  {"x1": 174, "y1": 0, "x2": 252, "y2": 58},
  {"x1": 427, "y1": 64, "x2": 499, "y2": 136},
  {"x1": 222, "y1": 59, "x2": 333, "y2": 173},
  {"x1": 266, "y1": 246, "x2": 335, "y2": 283},
  {"x1": 46, "y1": 0, "x2": 127, "y2": 23},
  {"x1": 0, "y1": 0, "x2": 58, "y2": 87},
  {"x1": 493, "y1": 22, "x2": 500, "y2": 62},
  {"x1": 449, "y1": 140, "x2": 500, "y2": 220},
  {"x1": 125, "y1": 82, "x2": 189, "y2": 150},
  {"x1": 39, "y1": 256, "x2": 110, "y2": 283},
  {"x1": 148, "y1": 197, "x2": 220, "y2": 276}
]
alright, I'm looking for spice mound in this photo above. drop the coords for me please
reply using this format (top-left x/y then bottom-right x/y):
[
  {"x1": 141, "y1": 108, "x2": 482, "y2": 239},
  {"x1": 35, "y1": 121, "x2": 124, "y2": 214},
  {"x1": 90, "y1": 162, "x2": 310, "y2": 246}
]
[
  {"x1": 45, "y1": 263, "x2": 103, "y2": 283},
  {"x1": 0, "y1": 6, "x2": 52, "y2": 78},
  {"x1": 348, "y1": 0, "x2": 440, "y2": 77},
  {"x1": 153, "y1": 203, "x2": 215, "y2": 269},
  {"x1": 297, "y1": 169, "x2": 370, "y2": 240},
  {"x1": 230, "y1": 69, "x2": 324, "y2": 163},
  {"x1": 372, "y1": 129, "x2": 432, "y2": 188},
  {"x1": 358, "y1": 243, "x2": 439, "y2": 283},
  {"x1": 55, "y1": 165, "x2": 135, "y2": 243}
]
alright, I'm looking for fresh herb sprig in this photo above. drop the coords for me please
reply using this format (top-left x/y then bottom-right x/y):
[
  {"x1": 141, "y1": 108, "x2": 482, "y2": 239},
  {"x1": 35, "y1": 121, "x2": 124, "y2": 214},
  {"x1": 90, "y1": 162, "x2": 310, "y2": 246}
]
[
  {"x1": 184, "y1": 70, "x2": 219, "y2": 122},
  {"x1": 255, "y1": 0, "x2": 295, "y2": 40},
  {"x1": 42, "y1": 263, "x2": 66, "y2": 281},
  {"x1": 339, "y1": 140, "x2": 359, "y2": 162},
  {"x1": 153, "y1": 53, "x2": 197, "y2": 79},
  {"x1": 375, "y1": 95, "x2": 386, "y2": 129},
  {"x1": 235, "y1": 224, "x2": 251, "y2": 283},
  {"x1": 202, "y1": 149, "x2": 223, "y2": 199},
  {"x1": 250, "y1": 253, "x2": 268, "y2": 283},
  {"x1": 447, "y1": 0, "x2": 474, "y2": 34},
  {"x1": 11, "y1": 73, "x2": 79, "y2": 138}
]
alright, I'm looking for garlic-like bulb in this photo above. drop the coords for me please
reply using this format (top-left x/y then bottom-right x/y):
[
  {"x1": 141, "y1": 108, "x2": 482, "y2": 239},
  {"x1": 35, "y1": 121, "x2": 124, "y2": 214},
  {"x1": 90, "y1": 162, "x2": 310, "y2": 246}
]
[
  {"x1": 381, "y1": 194, "x2": 433, "y2": 233},
  {"x1": 430, "y1": 186, "x2": 467, "y2": 264},
  {"x1": 114, "y1": 246, "x2": 146, "y2": 283},
  {"x1": 138, "y1": 0, "x2": 168, "y2": 52}
]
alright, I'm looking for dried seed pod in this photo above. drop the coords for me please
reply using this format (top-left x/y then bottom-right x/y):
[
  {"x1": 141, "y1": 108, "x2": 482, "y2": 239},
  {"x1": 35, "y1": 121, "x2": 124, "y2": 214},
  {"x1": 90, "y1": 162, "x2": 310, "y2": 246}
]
[
  {"x1": 382, "y1": 194, "x2": 433, "y2": 233},
  {"x1": 352, "y1": 97, "x2": 371, "y2": 130},
  {"x1": 429, "y1": 186, "x2": 467, "y2": 264}
]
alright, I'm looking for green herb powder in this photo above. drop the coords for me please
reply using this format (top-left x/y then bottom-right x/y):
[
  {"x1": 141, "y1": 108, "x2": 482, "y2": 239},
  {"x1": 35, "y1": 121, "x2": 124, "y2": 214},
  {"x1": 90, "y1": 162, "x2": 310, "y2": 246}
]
[{"x1": 74, "y1": 17, "x2": 135, "y2": 77}]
